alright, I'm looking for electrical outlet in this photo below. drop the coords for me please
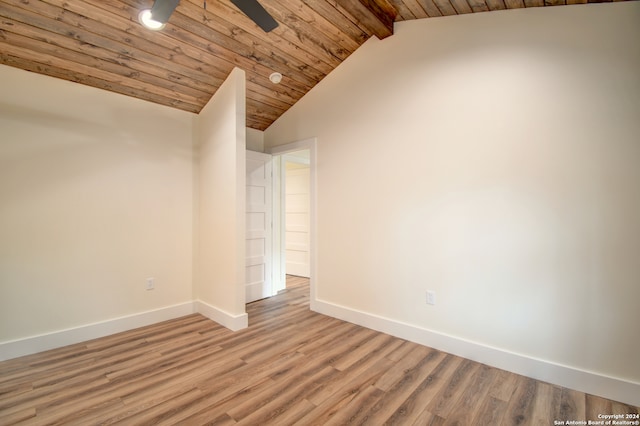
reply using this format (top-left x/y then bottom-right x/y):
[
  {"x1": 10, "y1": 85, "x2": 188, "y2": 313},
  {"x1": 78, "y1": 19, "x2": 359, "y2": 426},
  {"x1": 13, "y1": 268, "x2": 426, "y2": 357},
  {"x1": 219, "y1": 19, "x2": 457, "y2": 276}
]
[
  {"x1": 146, "y1": 277, "x2": 155, "y2": 291},
  {"x1": 426, "y1": 291, "x2": 436, "y2": 305}
]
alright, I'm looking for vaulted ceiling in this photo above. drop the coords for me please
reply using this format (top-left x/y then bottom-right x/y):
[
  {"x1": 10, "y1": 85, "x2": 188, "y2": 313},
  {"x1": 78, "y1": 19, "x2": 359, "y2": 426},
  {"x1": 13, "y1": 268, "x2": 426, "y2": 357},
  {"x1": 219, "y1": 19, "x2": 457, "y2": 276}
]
[{"x1": 0, "y1": 0, "x2": 628, "y2": 130}]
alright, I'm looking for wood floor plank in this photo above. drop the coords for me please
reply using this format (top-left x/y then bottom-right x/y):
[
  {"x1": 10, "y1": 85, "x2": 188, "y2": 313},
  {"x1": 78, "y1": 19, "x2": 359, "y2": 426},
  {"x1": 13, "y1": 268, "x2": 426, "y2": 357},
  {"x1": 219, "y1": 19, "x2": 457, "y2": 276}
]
[
  {"x1": 322, "y1": 384, "x2": 385, "y2": 425},
  {"x1": 427, "y1": 358, "x2": 480, "y2": 418},
  {"x1": 531, "y1": 381, "x2": 562, "y2": 425},
  {"x1": 367, "y1": 348, "x2": 450, "y2": 422},
  {"x1": 443, "y1": 364, "x2": 499, "y2": 424},
  {"x1": 332, "y1": 332, "x2": 398, "y2": 371},
  {"x1": 0, "y1": 406, "x2": 36, "y2": 425},
  {"x1": 303, "y1": 335, "x2": 401, "y2": 407},
  {"x1": 294, "y1": 320, "x2": 361, "y2": 355},
  {"x1": 612, "y1": 401, "x2": 639, "y2": 416},
  {"x1": 501, "y1": 376, "x2": 538, "y2": 425},
  {"x1": 385, "y1": 340, "x2": 419, "y2": 362},
  {"x1": 558, "y1": 387, "x2": 587, "y2": 422},
  {"x1": 489, "y1": 368, "x2": 521, "y2": 401},
  {"x1": 38, "y1": 398, "x2": 125, "y2": 426},
  {"x1": 473, "y1": 395, "x2": 509, "y2": 425},
  {"x1": 374, "y1": 344, "x2": 433, "y2": 391},
  {"x1": 119, "y1": 356, "x2": 246, "y2": 408},
  {"x1": 107, "y1": 387, "x2": 203, "y2": 425},
  {"x1": 260, "y1": 397, "x2": 317, "y2": 425},
  {"x1": 227, "y1": 355, "x2": 332, "y2": 421},
  {"x1": 0, "y1": 376, "x2": 110, "y2": 420},
  {"x1": 410, "y1": 408, "x2": 437, "y2": 425},
  {"x1": 299, "y1": 333, "x2": 409, "y2": 424},
  {"x1": 0, "y1": 276, "x2": 637, "y2": 425},
  {"x1": 177, "y1": 376, "x2": 278, "y2": 425},
  {"x1": 234, "y1": 366, "x2": 337, "y2": 424},
  {"x1": 297, "y1": 359, "x2": 391, "y2": 424},
  {"x1": 194, "y1": 351, "x2": 308, "y2": 407}
]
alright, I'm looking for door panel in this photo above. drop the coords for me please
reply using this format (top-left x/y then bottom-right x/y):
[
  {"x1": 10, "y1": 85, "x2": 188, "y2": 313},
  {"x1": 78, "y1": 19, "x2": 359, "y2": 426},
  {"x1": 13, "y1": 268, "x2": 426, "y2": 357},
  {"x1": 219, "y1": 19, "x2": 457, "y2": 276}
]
[
  {"x1": 246, "y1": 151, "x2": 273, "y2": 303},
  {"x1": 285, "y1": 165, "x2": 310, "y2": 278}
]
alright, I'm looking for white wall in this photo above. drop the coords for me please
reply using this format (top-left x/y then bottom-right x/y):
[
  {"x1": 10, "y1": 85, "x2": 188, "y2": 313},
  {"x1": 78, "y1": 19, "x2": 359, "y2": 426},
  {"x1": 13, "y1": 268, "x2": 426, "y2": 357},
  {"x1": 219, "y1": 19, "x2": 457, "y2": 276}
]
[
  {"x1": 265, "y1": 2, "x2": 640, "y2": 404},
  {"x1": 0, "y1": 65, "x2": 251, "y2": 357},
  {"x1": 195, "y1": 68, "x2": 247, "y2": 330},
  {"x1": 0, "y1": 65, "x2": 195, "y2": 344},
  {"x1": 246, "y1": 128, "x2": 265, "y2": 152}
]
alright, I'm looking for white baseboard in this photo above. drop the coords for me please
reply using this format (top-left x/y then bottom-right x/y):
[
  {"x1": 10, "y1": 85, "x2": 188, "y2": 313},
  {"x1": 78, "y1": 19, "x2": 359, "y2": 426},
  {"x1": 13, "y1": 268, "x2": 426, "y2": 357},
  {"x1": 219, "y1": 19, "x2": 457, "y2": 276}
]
[
  {"x1": 0, "y1": 302, "x2": 196, "y2": 362},
  {"x1": 312, "y1": 299, "x2": 640, "y2": 407},
  {"x1": 0, "y1": 300, "x2": 250, "y2": 362},
  {"x1": 195, "y1": 300, "x2": 248, "y2": 331}
]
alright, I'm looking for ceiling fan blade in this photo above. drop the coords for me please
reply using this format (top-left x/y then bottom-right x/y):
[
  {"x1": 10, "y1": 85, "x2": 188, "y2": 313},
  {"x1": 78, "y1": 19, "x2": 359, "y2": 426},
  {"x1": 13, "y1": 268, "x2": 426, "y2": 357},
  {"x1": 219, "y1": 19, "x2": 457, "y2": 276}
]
[
  {"x1": 151, "y1": 0, "x2": 180, "y2": 24},
  {"x1": 231, "y1": 0, "x2": 279, "y2": 33}
]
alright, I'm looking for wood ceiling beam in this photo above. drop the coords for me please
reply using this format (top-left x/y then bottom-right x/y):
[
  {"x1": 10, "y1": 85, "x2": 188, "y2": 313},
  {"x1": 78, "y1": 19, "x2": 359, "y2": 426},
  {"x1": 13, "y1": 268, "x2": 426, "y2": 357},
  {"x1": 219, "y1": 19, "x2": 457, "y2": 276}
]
[{"x1": 334, "y1": 0, "x2": 398, "y2": 39}]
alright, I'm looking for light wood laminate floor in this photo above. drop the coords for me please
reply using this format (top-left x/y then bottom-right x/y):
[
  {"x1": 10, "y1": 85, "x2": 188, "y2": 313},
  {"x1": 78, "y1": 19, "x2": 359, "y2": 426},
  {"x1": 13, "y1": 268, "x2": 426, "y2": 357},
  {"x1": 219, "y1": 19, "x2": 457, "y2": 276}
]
[{"x1": 0, "y1": 276, "x2": 637, "y2": 425}]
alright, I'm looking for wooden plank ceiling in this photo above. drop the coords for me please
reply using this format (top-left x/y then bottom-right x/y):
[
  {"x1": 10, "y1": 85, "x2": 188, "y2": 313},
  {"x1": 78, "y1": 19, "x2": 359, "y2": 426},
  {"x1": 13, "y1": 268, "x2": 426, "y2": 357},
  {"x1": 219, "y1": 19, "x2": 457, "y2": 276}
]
[{"x1": 0, "y1": 0, "x2": 629, "y2": 130}]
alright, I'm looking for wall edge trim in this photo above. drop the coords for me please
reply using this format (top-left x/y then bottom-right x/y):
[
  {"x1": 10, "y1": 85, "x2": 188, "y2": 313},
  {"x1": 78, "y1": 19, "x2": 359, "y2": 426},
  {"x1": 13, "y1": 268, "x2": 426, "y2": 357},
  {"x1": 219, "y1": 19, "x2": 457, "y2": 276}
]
[
  {"x1": 195, "y1": 300, "x2": 248, "y2": 331},
  {"x1": 0, "y1": 302, "x2": 196, "y2": 361}
]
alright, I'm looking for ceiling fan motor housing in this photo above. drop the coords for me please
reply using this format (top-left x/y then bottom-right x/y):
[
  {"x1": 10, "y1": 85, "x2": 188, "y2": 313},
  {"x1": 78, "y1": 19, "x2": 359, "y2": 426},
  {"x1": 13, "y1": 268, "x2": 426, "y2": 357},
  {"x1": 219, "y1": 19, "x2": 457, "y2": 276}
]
[{"x1": 151, "y1": 0, "x2": 181, "y2": 23}]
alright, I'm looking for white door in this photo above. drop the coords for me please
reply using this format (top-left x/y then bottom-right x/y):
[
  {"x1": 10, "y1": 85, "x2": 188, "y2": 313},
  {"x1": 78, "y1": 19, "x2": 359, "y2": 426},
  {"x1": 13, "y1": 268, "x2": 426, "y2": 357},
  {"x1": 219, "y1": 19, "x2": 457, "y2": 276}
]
[
  {"x1": 246, "y1": 151, "x2": 273, "y2": 303},
  {"x1": 285, "y1": 162, "x2": 310, "y2": 278}
]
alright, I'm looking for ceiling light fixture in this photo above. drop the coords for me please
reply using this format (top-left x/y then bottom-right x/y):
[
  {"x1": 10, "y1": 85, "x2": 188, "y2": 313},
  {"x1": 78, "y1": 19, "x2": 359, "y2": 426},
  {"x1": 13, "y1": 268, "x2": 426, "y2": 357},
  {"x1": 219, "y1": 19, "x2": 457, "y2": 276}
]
[
  {"x1": 138, "y1": 0, "x2": 179, "y2": 31},
  {"x1": 138, "y1": 9, "x2": 165, "y2": 30},
  {"x1": 269, "y1": 72, "x2": 283, "y2": 84}
]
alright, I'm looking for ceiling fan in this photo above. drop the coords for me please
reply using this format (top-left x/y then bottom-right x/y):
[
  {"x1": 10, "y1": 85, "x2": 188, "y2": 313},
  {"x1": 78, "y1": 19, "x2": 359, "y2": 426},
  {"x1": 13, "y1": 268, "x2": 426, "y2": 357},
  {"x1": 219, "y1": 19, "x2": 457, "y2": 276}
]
[{"x1": 140, "y1": 0, "x2": 279, "y2": 32}]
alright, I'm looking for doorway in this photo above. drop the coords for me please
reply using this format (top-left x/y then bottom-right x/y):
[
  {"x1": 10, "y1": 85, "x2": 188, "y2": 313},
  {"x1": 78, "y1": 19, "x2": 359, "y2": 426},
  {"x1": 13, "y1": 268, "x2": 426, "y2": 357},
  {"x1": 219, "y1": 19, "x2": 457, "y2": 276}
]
[
  {"x1": 283, "y1": 151, "x2": 310, "y2": 278},
  {"x1": 269, "y1": 138, "x2": 316, "y2": 300}
]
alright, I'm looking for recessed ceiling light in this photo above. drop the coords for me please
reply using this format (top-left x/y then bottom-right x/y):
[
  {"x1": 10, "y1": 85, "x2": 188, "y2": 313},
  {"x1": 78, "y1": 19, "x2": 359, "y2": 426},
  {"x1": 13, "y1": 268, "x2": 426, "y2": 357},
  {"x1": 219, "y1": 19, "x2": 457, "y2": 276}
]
[
  {"x1": 139, "y1": 9, "x2": 165, "y2": 31},
  {"x1": 269, "y1": 72, "x2": 283, "y2": 84}
]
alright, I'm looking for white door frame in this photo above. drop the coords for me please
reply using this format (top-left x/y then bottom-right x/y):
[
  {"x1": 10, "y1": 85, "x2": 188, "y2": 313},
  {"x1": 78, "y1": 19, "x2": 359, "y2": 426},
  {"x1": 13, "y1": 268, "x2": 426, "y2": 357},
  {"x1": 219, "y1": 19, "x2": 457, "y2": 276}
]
[{"x1": 268, "y1": 138, "x2": 317, "y2": 306}]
